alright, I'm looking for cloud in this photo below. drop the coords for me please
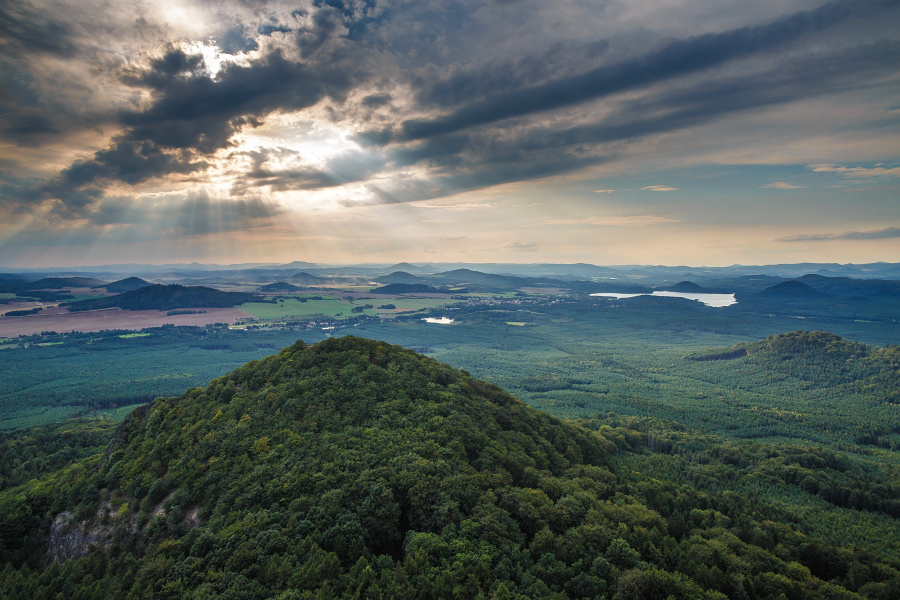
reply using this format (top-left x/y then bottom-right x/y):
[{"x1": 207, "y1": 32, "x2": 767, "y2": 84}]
[
  {"x1": 385, "y1": 0, "x2": 895, "y2": 143},
  {"x1": 763, "y1": 181, "x2": 806, "y2": 189},
  {"x1": 550, "y1": 215, "x2": 680, "y2": 226},
  {"x1": 808, "y1": 164, "x2": 900, "y2": 178},
  {"x1": 415, "y1": 40, "x2": 610, "y2": 110},
  {"x1": 16, "y1": 11, "x2": 367, "y2": 215},
  {"x1": 369, "y1": 38, "x2": 899, "y2": 204},
  {"x1": 232, "y1": 147, "x2": 384, "y2": 194},
  {"x1": 410, "y1": 200, "x2": 497, "y2": 211},
  {"x1": 502, "y1": 241, "x2": 538, "y2": 252},
  {"x1": 2, "y1": 0, "x2": 899, "y2": 265},
  {"x1": 776, "y1": 226, "x2": 900, "y2": 242},
  {"x1": 0, "y1": 0, "x2": 78, "y2": 58}
]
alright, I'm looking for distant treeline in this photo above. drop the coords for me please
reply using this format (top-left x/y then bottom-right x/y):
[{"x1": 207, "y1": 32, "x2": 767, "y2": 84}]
[
  {"x1": 65, "y1": 284, "x2": 260, "y2": 312},
  {"x1": 3, "y1": 307, "x2": 42, "y2": 317},
  {"x1": 687, "y1": 348, "x2": 747, "y2": 361}
]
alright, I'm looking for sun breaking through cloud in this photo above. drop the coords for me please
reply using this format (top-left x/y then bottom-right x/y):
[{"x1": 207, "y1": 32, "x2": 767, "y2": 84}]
[{"x1": 0, "y1": 0, "x2": 898, "y2": 266}]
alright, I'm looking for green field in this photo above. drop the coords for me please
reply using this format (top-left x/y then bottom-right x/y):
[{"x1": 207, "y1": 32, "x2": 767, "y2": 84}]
[
  {"x1": 239, "y1": 297, "x2": 349, "y2": 319},
  {"x1": 239, "y1": 296, "x2": 460, "y2": 320},
  {"x1": 369, "y1": 297, "x2": 461, "y2": 312}
]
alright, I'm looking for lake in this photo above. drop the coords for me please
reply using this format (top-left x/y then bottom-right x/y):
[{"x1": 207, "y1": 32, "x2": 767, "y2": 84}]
[
  {"x1": 590, "y1": 291, "x2": 737, "y2": 307},
  {"x1": 423, "y1": 317, "x2": 455, "y2": 324}
]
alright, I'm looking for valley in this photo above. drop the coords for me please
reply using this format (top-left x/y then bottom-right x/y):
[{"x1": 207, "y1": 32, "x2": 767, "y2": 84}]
[{"x1": 0, "y1": 261, "x2": 898, "y2": 598}]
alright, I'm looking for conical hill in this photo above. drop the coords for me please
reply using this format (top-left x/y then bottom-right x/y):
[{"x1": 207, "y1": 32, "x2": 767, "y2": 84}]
[
  {"x1": 3, "y1": 336, "x2": 897, "y2": 598},
  {"x1": 104, "y1": 336, "x2": 612, "y2": 554}
]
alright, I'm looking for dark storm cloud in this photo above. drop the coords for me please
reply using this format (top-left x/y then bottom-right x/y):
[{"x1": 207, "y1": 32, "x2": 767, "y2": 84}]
[
  {"x1": 233, "y1": 147, "x2": 384, "y2": 193},
  {"x1": 0, "y1": 0, "x2": 77, "y2": 57},
  {"x1": 2, "y1": 112, "x2": 61, "y2": 139},
  {"x1": 381, "y1": 39, "x2": 900, "y2": 200},
  {"x1": 507, "y1": 40, "x2": 900, "y2": 153},
  {"x1": 27, "y1": 12, "x2": 363, "y2": 214},
  {"x1": 777, "y1": 227, "x2": 900, "y2": 242},
  {"x1": 361, "y1": 93, "x2": 392, "y2": 108},
  {"x1": 20, "y1": 140, "x2": 208, "y2": 219},
  {"x1": 118, "y1": 45, "x2": 360, "y2": 154},
  {"x1": 0, "y1": 2, "x2": 97, "y2": 147},
  {"x1": 298, "y1": 6, "x2": 346, "y2": 57},
  {"x1": 5, "y1": 0, "x2": 899, "y2": 224},
  {"x1": 385, "y1": 0, "x2": 897, "y2": 143},
  {"x1": 416, "y1": 40, "x2": 610, "y2": 109},
  {"x1": 367, "y1": 143, "x2": 609, "y2": 207}
]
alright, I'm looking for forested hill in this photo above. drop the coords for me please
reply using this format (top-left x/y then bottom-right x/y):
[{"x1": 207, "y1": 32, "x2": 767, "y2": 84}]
[
  {"x1": 694, "y1": 330, "x2": 899, "y2": 394},
  {"x1": 371, "y1": 282, "x2": 446, "y2": 294},
  {"x1": 2, "y1": 337, "x2": 898, "y2": 598},
  {"x1": 101, "y1": 277, "x2": 152, "y2": 293},
  {"x1": 64, "y1": 284, "x2": 260, "y2": 312}
]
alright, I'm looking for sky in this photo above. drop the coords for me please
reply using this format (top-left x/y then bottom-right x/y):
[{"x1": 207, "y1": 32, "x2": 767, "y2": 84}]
[{"x1": 1, "y1": 0, "x2": 898, "y2": 268}]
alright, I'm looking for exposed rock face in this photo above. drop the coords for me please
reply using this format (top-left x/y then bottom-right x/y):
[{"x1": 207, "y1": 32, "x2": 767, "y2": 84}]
[{"x1": 46, "y1": 512, "x2": 106, "y2": 563}]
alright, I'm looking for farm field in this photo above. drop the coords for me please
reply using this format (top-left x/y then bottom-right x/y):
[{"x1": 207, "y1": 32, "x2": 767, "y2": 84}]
[
  {"x1": 0, "y1": 306, "x2": 256, "y2": 336},
  {"x1": 238, "y1": 296, "x2": 460, "y2": 320}
]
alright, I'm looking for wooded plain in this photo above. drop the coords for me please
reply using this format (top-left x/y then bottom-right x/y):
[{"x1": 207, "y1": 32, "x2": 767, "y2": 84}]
[{"x1": 0, "y1": 264, "x2": 898, "y2": 598}]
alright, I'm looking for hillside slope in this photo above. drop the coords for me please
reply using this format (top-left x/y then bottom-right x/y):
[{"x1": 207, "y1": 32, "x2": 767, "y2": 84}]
[
  {"x1": 102, "y1": 277, "x2": 152, "y2": 293},
  {"x1": 0, "y1": 337, "x2": 897, "y2": 598},
  {"x1": 64, "y1": 284, "x2": 260, "y2": 312},
  {"x1": 696, "y1": 330, "x2": 898, "y2": 391}
]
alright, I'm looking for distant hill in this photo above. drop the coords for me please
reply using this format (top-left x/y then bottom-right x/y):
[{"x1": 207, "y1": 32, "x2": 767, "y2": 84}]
[
  {"x1": 755, "y1": 280, "x2": 826, "y2": 299},
  {"x1": 668, "y1": 280, "x2": 707, "y2": 292},
  {"x1": 24, "y1": 277, "x2": 109, "y2": 289},
  {"x1": 102, "y1": 277, "x2": 152, "y2": 293},
  {"x1": 697, "y1": 274, "x2": 785, "y2": 294},
  {"x1": 371, "y1": 283, "x2": 445, "y2": 294},
  {"x1": 259, "y1": 281, "x2": 302, "y2": 292},
  {"x1": 64, "y1": 284, "x2": 260, "y2": 312},
  {"x1": 693, "y1": 330, "x2": 898, "y2": 393},
  {"x1": 434, "y1": 268, "x2": 524, "y2": 286},
  {"x1": 796, "y1": 274, "x2": 900, "y2": 297},
  {"x1": 426, "y1": 268, "x2": 558, "y2": 292},
  {"x1": 287, "y1": 271, "x2": 328, "y2": 285},
  {"x1": 276, "y1": 260, "x2": 319, "y2": 270},
  {"x1": 374, "y1": 271, "x2": 422, "y2": 284},
  {"x1": 427, "y1": 268, "x2": 571, "y2": 293},
  {"x1": 385, "y1": 262, "x2": 432, "y2": 274}
]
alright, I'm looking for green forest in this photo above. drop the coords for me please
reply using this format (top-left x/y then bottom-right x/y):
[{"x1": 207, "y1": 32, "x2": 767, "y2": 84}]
[
  {"x1": 1, "y1": 273, "x2": 899, "y2": 598},
  {"x1": 64, "y1": 285, "x2": 261, "y2": 312},
  {"x1": 0, "y1": 337, "x2": 898, "y2": 598}
]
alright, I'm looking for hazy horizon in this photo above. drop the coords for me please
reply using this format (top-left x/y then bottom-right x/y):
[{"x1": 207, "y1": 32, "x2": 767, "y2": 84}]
[
  {"x1": 3, "y1": 258, "x2": 899, "y2": 275},
  {"x1": 2, "y1": 0, "x2": 898, "y2": 267}
]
